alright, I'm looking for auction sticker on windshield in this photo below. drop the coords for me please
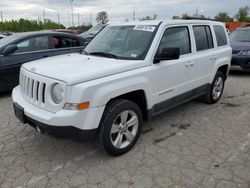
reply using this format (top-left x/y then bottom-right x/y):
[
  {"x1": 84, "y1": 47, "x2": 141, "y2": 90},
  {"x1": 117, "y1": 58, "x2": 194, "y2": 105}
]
[{"x1": 133, "y1": 25, "x2": 156, "y2": 32}]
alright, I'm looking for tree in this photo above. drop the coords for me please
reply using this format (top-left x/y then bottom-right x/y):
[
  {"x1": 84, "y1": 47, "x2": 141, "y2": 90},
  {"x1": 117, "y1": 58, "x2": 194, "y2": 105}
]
[
  {"x1": 214, "y1": 12, "x2": 233, "y2": 22},
  {"x1": 139, "y1": 14, "x2": 157, "y2": 21},
  {"x1": 0, "y1": 19, "x2": 65, "y2": 32},
  {"x1": 235, "y1": 6, "x2": 250, "y2": 22},
  {"x1": 172, "y1": 15, "x2": 179, "y2": 19},
  {"x1": 96, "y1": 11, "x2": 109, "y2": 24}
]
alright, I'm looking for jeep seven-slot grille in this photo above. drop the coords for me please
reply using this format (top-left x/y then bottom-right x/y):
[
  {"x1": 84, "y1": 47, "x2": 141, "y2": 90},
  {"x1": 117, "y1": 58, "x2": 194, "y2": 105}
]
[{"x1": 20, "y1": 72, "x2": 46, "y2": 104}]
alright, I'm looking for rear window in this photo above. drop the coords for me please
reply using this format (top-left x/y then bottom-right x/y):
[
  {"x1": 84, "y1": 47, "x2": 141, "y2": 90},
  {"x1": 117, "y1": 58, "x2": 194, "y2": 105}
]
[
  {"x1": 214, "y1": 25, "x2": 228, "y2": 46},
  {"x1": 193, "y1": 25, "x2": 214, "y2": 51}
]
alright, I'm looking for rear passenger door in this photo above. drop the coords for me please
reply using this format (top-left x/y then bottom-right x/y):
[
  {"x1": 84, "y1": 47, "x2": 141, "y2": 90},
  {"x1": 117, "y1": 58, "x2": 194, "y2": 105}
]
[
  {"x1": 48, "y1": 35, "x2": 83, "y2": 56},
  {"x1": 191, "y1": 25, "x2": 215, "y2": 87}
]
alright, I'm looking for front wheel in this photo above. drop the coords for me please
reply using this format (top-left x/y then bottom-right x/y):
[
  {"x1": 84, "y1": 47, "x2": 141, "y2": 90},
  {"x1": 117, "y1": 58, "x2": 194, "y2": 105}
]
[
  {"x1": 203, "y1": 71, "x2": 225, "y2": 104},
  {"x1": 98, "y1": 99, "x2": 143, "y2": 156}
]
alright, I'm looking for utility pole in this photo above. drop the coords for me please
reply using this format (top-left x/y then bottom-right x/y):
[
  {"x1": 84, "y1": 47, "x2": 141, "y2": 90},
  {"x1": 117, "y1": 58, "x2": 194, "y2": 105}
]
[
  {"x1": 0, "y1": 11, "x2": 3, "y2": 22},
  {"x1": 90, "y1": 13, "x2": 93, "y2": 25},
  {"x1": 57, "y1": 12, "x2": 60, "y2": 24},
  {"x1": 195, "y1": 7, "x2": 199, "y2": 18},
  {"x1": 78, "y1": 13, "x2": 80, "y2": 26},
  {"x1": 133, "y1": 10, "x2": 135, "y2": 21},
  {"x1": 43, "y1": 9, "x2": 45, "y2": 23},
  {"x1": 69, "y1": 0, "x2": 74, "y2": 27}
]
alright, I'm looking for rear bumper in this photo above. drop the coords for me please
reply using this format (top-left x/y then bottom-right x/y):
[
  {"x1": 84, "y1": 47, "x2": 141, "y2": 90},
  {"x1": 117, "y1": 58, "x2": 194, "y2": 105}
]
[
  {"x1": 231, "y1": 56, "x2": 250, "y2": 71},
  {"x1": 12, "y1": 86, "x2": 105, "y2": 131}
]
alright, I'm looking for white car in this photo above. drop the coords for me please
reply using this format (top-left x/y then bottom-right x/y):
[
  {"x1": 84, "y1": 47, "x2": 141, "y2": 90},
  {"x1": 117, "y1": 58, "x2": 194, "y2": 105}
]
[{"x1": 12, "y1": 20, "x2": 232, "y2": 155}]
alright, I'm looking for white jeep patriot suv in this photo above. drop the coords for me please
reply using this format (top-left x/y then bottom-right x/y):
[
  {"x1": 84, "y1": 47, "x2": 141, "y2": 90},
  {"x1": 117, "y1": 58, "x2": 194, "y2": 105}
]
[{"x1": 12, "y1": 20, "x2": 232, "y2": 155}]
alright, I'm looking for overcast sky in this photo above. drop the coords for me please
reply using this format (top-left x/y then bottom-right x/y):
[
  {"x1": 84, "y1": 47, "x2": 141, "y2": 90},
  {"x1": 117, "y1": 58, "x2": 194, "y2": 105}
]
[{"x1": 0, "y1": 0, "x2": 249, "y2": 27}]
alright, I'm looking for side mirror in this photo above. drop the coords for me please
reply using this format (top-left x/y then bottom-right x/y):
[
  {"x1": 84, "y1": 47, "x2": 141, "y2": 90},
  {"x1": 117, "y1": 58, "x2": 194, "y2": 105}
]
[
  {"x1": 154, "y1": 47, "x2": 180, "y2": 64},
  {"x1": 3, "y1": 45, "x2": 17, "y2": 56}
]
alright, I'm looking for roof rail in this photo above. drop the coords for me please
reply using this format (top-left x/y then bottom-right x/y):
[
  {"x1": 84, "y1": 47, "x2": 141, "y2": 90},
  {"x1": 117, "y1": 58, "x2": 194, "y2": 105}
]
[{"x1": 181, "y1": 17, "x2": 218, "y2": 21}]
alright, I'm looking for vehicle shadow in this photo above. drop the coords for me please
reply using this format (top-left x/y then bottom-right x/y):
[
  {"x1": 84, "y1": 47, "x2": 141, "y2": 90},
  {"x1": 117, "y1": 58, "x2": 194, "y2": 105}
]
[
  {"x1": 229, "y1": 70, "x2": 250, "y2": 77},
  {"x1": 0, "y1": 91, "x2": 12, "y2": 98}
]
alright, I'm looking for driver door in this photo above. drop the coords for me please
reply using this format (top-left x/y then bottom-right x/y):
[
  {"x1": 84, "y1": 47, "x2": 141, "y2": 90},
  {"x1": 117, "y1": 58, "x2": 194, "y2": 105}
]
[
  {"x1": 150, "y1": 26, "x2": 197, "y2": 113},
  {"x1": 0, "y1": 35, "x2": 50, "y2": 91}
]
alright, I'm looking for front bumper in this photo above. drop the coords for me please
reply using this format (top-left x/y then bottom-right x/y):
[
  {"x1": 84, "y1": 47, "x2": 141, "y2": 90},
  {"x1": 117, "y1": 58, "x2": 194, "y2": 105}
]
[
  {"x1": 12, "y1": 86, "x2": 105, "y2": 131},
  {"x1": 231, "y1": 55, "x2": 250, "y2": 71}
]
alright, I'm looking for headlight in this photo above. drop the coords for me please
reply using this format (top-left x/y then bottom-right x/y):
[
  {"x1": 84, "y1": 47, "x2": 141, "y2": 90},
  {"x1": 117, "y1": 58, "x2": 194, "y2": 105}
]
[
  {"x1": 240, "y1": 51, "x2": 250, "y2": 56},
  {"x1": 51, "y1": 84, "x2": 64, "y2": 104}
]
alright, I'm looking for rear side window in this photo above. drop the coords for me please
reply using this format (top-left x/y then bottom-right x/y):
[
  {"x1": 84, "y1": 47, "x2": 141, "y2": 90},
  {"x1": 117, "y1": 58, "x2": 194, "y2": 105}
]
[
  {"x1": 52, "y1": 36, "x2": 80, "y2": 49},
  {"x1": 214, "y1": 25, "x2": 228, "y2": 46},
  {"x1": 158, "y1": 27, "x2": 191, "y2": 55},
  {"x1": 193, "y1": 26, "x2": 214, "y2": 51}
]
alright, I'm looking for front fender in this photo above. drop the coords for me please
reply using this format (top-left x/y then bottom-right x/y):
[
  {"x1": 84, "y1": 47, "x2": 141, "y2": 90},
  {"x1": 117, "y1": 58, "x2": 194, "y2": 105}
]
[{"x1": 67, "y1": 75, "x2": 153, "y2": 109}]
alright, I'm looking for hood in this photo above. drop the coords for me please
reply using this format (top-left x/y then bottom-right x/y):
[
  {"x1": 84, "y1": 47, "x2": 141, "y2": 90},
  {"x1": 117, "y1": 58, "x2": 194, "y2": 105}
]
[
  {"x1": 22, "y1": 53, "x2": 145, "y2": 85},
  {"x1": 230, "y1": 41, "x2": 250, "y2": 51}
]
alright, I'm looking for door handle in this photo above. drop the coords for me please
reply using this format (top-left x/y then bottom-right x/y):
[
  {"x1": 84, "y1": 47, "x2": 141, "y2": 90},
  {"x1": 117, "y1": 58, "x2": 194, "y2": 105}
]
[
  {"x1": 210, "y1": 56, "x2": 217, "y2": 61},
  {"x1": 185, "y1": 61, "x2": 194, "y2": 67}
]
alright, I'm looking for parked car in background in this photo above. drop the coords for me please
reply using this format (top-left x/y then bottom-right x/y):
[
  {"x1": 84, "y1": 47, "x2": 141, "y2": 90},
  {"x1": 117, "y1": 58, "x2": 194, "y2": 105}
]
[
  {"x1": 0, "y1": 31, "x2": 85, "y2": 92},
  {"x1": 53, "y1": 29, "x2": 78, "y2": 36},
  {"x1": 0, "y1": 34, "x2": 6, "y2": 39},
  {"x1": 79, "y1": 24, "x2": 106, "y2": 45},
  {"x1": 230, "y1": 26, "x2": 250, "y2": 72}
]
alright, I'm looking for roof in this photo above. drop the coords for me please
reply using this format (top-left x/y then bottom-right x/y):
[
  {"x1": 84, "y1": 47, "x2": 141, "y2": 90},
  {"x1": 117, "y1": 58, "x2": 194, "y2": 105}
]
[
  {"x1": 11, "y1": 31, "x2": 76, "y2": 38},
  {"x1": 109, "y1": 19, "x2": 223, "y2": 26}
]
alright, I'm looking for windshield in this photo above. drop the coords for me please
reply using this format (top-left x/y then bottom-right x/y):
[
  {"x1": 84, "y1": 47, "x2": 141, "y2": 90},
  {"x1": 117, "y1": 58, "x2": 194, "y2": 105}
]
[
  {"x1": 85, "y1": 25, "x2": 157, "y2": 60},
  {"x1": 230, "y1": 29, "x2": 250, "y2": 42},
  {"x1": 84, "y1": 25, "x2": 105, "y2": 35},
  {"x1": 0, "y1": 34, "x2": 19, "y2": 48}
]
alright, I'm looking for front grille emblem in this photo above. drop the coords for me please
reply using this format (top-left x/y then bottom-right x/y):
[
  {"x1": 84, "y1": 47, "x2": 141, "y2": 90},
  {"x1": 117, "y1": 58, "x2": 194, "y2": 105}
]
[{"x1": 30, "y1": 67, "x2": 36, "y2": 72}]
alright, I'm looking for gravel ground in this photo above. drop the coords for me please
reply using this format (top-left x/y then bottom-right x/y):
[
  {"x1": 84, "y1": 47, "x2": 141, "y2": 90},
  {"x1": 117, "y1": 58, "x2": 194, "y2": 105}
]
[{"x1": 0, "y1": 71, "x2": 250, "y2": 188}]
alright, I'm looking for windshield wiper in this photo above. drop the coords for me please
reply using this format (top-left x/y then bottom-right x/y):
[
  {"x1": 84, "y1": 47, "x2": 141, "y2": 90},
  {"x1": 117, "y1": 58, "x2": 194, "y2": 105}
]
[
  {"x1": 88, "y1": 52, "x2": 118, "y2": 59},
  {"x1": 80, "y1": 49, "x2": 89, "y2": 55}
]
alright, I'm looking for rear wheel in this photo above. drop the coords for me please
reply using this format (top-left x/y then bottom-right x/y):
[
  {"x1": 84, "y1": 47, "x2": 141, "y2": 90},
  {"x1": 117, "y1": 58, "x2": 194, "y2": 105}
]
[
  {"x1": 98, "y1": 99, "x2": 143, "y2": 156},
  {"x1": 203, "y1": 71, "x2": 225, "y2": 104}
]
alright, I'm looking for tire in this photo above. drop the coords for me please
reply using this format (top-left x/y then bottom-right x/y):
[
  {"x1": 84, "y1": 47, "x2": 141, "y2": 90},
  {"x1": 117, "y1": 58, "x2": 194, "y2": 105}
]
[
  {"x1": 98, "y1": 99, "x2": 143, "y2": 156},
  {"x1": 203, "y1": 71, "x2": 225, "y2": 104}
]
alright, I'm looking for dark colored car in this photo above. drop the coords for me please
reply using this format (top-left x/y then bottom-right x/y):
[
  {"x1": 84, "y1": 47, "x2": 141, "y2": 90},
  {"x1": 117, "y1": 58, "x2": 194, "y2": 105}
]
[
  {"x1": 230, "y1": 26, "x2": 250, "y2": 72},
  {"x1": 79, "y1": 24, "x2": 106, "y2": 45},
  {"x1": 0, "y1": 34, "x2": 5, "y2": 39},
  {"x1": 0, "y1": 31, "x2": 85, "y2": 92},
  {"x1": 52, "y1": 29, "x2": 78, "y2": 36}
]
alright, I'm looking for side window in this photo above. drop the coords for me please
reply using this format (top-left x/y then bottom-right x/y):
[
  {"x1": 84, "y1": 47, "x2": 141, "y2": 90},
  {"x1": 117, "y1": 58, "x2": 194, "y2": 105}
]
[
  {"x1": 213, "y1": 25, "x2": 228, "y2": 46},
  {"x1": 193, "y1": 26, "x2": 214, "y2": 51},
  {"x1": 158, "y1": 27, "x2": 191, "y2": 55},
  {"x1": 52, "y1": 36, "x2": 80, "y2": 49},
  {"x1": 15, "y1": 36, "x2": 49, "y2": 53}
]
